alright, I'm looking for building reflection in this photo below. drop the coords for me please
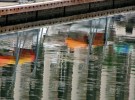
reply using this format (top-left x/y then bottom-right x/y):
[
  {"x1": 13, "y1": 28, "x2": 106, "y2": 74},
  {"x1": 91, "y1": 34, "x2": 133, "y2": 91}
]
[
  {"x1": 71, "y1": 48, "x2": 88, "y2": 100},
  {"x1": 1, "y1": 13, "x2": 135, "y2": 100},
  {"x1": 0, "y1": 66, "x2": 14, "y2": 99}
]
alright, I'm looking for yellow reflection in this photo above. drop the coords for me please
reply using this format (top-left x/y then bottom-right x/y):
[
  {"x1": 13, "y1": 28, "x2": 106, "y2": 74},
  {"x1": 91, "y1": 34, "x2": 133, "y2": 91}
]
[{"x1": 0, "y1": 49, "x2": 35, "y2": 67}]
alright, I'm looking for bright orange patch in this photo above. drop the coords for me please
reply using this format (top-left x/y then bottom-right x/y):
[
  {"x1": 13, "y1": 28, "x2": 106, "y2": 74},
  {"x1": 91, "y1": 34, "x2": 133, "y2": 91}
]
[
  {"x1": 0, "y1": 49, "x2": 35, "y2": 67},
  {"x1": 65, "y1": 38, "x2": 88, "y2": 49}
]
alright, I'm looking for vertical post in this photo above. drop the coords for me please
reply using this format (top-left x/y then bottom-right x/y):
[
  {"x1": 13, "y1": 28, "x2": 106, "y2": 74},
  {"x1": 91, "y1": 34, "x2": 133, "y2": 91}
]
[
  {"x1": 104, "y1": 17, "x2": 108, "y2": 46},
  {"x1": 88, "y1": 20, "x2": 93, "y2": 54},
  {"x1": 32, "y1": 29, "x2": 42, "y2": 76}
]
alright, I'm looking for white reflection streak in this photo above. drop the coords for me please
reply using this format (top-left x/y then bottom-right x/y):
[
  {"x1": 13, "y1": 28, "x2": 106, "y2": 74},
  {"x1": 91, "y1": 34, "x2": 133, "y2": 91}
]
[
  {"x1": 71, "y1": 48, "x2": 80, "y2": 100},
  {"x1": 100, "y1": 68, "x2": 108, "y2": 100},
  {"x1": 42, "y1": 52, "x2": 51, "y2": 100},
  {"x1": 129, "y1": 50, "x2": 135, "y2": 100},
  {"x1": 129, "y1": 69, "x2": 135, "y2": 100},
  {"x1": 13, "y1": 65, "x2": 21, "y2": 100}
]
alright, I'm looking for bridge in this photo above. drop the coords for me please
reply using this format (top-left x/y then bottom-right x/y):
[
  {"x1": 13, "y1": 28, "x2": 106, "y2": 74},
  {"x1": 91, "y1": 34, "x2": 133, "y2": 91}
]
[{"x1": 0, "y1": 0, "x2": 135, "y2": 33}]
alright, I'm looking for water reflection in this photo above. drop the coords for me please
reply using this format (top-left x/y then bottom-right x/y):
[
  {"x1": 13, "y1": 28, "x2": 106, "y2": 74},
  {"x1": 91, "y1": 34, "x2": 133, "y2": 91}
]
[{"x1": 1, "y1": 13, "x2": 135, "y2": 100}]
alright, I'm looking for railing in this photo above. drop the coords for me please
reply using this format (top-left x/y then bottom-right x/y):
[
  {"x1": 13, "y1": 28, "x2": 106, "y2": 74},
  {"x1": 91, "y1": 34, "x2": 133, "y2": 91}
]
[
  {"x1": 0, "y1": 0, "x2": 103, "y2": 16},
  {"x1": 0, "y1": 0, "x2": 135, "y2": 33}
]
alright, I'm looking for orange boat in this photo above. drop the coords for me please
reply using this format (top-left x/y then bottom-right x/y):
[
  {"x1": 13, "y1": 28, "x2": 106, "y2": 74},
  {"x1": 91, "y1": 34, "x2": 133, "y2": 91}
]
[
  {"x1": 0, "y1": 49, "x2": 35, "y2": 67},
  {"x1": 65, "y1": 33, "x2": 105, "y2": 49}
]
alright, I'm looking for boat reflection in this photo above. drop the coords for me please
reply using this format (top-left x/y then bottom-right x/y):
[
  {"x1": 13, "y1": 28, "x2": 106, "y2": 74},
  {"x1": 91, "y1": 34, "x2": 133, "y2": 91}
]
[
  {"x1": 0, "y1": 49, "x2": 35, "y2": 67},
  {"x1": 65, "y1": 20, "x2": 108, "y2": 50},
  {"x1": 65, "y1": 32, "x2": 105, "y2": 50}
]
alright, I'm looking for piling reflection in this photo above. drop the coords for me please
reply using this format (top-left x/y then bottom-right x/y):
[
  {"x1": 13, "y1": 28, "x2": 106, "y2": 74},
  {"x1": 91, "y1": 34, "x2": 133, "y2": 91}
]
[{"x1": 1, "y1": 13, "x2": 135, "y2": 100}]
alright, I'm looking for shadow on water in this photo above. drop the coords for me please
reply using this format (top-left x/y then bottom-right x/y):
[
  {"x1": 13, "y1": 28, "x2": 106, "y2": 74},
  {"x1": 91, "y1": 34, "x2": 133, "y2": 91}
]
[{"x1": 1, "y1": 12, "x2": 135, "y2": 100}]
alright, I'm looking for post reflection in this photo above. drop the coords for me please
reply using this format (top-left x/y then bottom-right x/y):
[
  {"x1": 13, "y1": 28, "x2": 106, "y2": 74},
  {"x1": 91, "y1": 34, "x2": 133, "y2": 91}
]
[{"x1": 0, "y1": 13, "x2": 135, "y2": 100}]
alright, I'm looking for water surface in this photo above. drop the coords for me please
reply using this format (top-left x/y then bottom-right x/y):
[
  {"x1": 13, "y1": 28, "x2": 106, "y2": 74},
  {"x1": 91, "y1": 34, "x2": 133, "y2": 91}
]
[{"x1": 0, "y1": 13, "x2": 135, "y2": 100}]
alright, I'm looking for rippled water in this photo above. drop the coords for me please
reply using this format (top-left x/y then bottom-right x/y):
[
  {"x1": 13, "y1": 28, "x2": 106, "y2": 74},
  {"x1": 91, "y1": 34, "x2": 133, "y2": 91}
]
[{"x1": 1, "y1": 13, "x2": 135, "y2": 100}]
